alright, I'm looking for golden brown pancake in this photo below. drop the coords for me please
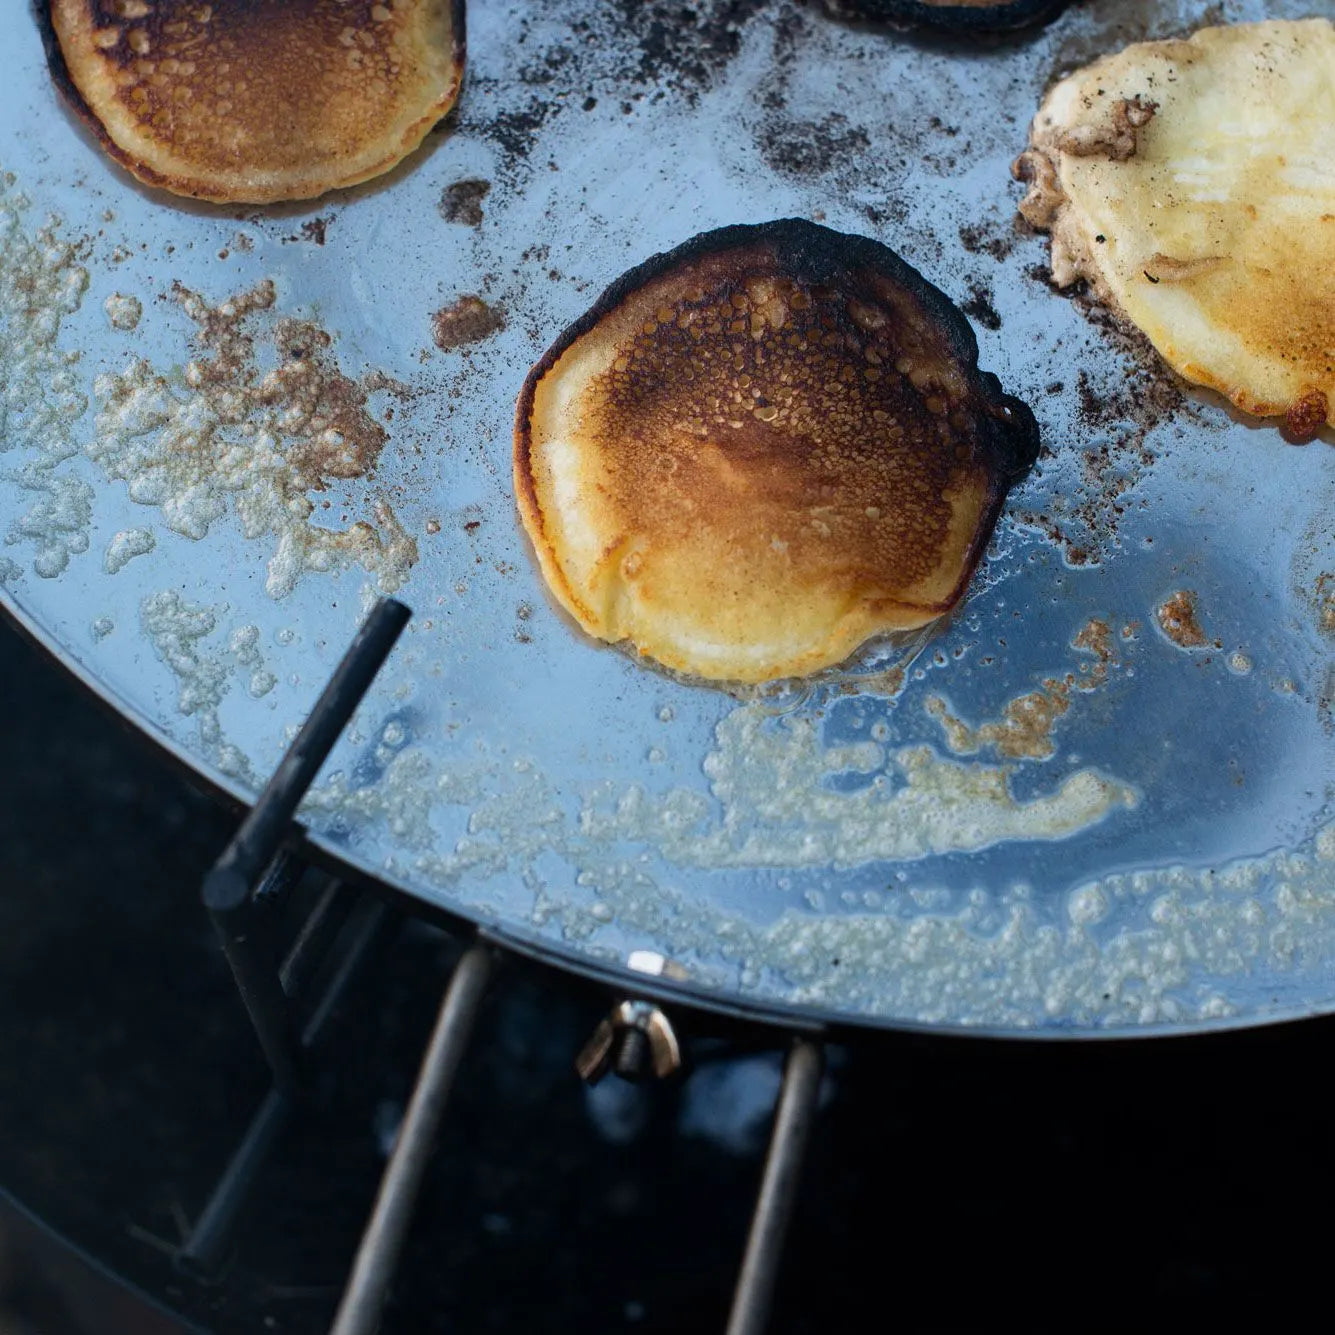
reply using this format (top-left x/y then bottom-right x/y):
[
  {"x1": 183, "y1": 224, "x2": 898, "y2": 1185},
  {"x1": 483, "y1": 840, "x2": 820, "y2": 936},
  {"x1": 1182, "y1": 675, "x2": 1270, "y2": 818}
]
[
  {"x1": 515, "y1": 220, "x2": 1039, "y2": 685},
  {"x1": 40, "y1": 0, "x2": 465, "y2": 204},
  {"x1": 821, "y1": 0, "x2": 1071, "y2": 33},
  {"x1": 1015, "y1": 19, "x2": 1335, "y2": 442}
]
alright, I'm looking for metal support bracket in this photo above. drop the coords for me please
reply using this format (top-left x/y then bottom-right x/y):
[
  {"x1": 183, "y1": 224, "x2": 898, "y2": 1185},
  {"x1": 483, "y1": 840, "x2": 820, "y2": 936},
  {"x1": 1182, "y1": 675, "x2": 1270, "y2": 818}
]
[
  {"x1": 200, "y1": 597, "x2": 410, "y2": 1095},
  {"x1": 176, "y1": 599, "x2": 410, "y2": 1279}
]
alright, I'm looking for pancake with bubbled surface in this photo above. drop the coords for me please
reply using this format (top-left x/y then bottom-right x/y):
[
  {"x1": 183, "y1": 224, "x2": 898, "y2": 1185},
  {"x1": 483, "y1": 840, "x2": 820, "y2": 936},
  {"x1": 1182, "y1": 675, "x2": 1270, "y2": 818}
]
[
  {"x1": 1015, "y1": 19, "x2": 1335, "y2": 443},
  {"x1": 40, "y1": 0, "x2": 465, "y2": 204},
  {"x1": 514, "y1": 220, "x2": 1039, "y2": 685}
]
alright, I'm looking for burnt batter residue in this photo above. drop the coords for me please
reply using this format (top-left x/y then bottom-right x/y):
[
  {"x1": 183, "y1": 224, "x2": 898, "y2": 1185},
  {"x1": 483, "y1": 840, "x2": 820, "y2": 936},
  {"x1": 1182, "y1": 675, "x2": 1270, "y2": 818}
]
[
  {"x1": 926, "y1": 617, "x2": 1120, "y2": 760},
  {"x1": 438, "y1": 179, "x2": 491, "y2": 226},
  {"x1": 88, "y1": 279, "x2": 417, "y2": 598},
  {"x1": 1155, "y1": 589, "x2": 1215, "y2": 650},
  {"x1": 432, "y1": 295, "x2": 506, "y2": 350}
]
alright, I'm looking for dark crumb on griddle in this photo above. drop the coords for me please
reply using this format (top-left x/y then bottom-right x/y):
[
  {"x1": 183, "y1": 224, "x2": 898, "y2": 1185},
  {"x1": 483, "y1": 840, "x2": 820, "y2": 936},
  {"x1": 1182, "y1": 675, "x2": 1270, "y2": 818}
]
[
  {"x1": 959, "y1": 222, "x2": 1015, "y2": 261},
  {"x1": 464, "y1": 98, "x2": 559, "y2": 160},
  {"x1": 300, "y1": 217, "x2": 329, "y2": 245},
  {"x1": 608, "y1": 0, "x2": 770, "y2": 101},
  {"x1": 961, "y1": 285, "x2": 1002, "y2": 331},
  {"x1": 438, "y1": 179, "x2": 492, "y2": 227},
  {"x1": 756, "y1": 111, "x2": 872, "y2": 180},
  {"x1": 1076, "y1": 368, "x2": 1103, "y2": 423},
  {"x1": 1073, "y1": 299, "x2": 1193, "y2": 427},
  {"x1": 432, "y1": 296, "x2": 506, "y2": 351},
  {"x1": 823, "y1": 0, "x2": 1071, "y2": 34},
  {"x1": 1013, "y1": 323, "x2": 1190, "y2": 569}
]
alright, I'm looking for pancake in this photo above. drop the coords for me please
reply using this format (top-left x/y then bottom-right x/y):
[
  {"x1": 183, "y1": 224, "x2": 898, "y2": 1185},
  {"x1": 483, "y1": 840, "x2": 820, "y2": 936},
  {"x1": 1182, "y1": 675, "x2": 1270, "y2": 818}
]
[
  {"x1": 821, "y1": 0, "x2": 1071, "y2": 33},
  {"x1": 1015, "y1": 19, "x2": 1335, "y2": 442},
  {"x1": 40, "y1": 0, "x2": 465, "y2": 204},
  {"x1": 514, "y1": 220, "x2": 1039, "y2": 685}
]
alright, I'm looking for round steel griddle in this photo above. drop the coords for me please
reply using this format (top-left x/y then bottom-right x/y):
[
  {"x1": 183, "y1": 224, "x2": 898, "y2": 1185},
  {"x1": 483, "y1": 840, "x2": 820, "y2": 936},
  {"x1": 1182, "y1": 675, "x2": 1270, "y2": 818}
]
[{"x1": 2, "y1": 0, "x2": 1331, "y2": 1036}]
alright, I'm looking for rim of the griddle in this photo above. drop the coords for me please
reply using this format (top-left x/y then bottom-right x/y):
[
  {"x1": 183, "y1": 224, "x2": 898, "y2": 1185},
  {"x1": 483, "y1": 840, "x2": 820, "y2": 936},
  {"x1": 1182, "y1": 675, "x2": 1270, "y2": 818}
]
[
  {"x1": 0, "y1": 1188, "x2": 209, "y2": 1335},
  {"x1": 6, "y1": 589, "x2": 1330, "y2": 1044}
]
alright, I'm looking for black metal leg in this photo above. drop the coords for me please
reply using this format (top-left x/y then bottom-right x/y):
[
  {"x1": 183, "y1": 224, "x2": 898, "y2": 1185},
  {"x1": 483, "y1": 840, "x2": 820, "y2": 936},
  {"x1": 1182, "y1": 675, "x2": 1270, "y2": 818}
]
[
  {"x1": 725, "y1": 1038, "x2": 825, "y2": 1335},
  {"x1": 200, "y1": 606, "x2": 408, "y2": 1094},
  {"x1": 203, "y1": 598, "x2": 411, "y2": 919},
  {"x1": 205, "y1": 851, "x2": 304, "y2": 1099},
  {"x1": 201, "y1": 597, "x2": 410, "y2": 1094},
  {"x1": 175, "y1": 1087, "x2": 292, "y2": 1280},
  {"x1": 176, "y1": 899, "x2": 394, "y2": 1278},
  {"x1": 177, "y1": 600, "x2": 410, "y2": 1279},
  {"x1": 329, "y1": 944, "x2": 494, "y2": 1335}
]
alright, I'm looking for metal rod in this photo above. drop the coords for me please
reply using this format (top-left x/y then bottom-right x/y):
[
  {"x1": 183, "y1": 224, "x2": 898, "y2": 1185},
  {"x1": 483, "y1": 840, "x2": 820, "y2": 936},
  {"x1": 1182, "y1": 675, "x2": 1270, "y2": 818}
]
[
  {"x1": 203, "y1": 598, "x2": 410, "y2": 916},
  {"x1": 299, "y1": 900, "x2": 391, "y2": 1049},
  {"x1": 252, "y1": 849, "x2": 300, "y2": 905},
  {"x1": 329, "y1": 944, "x2": 493, "y2": 1335},
  {"x1": 176, "y1": 901, "x2": 393, "y2": 1279},
  {"x1": 725, "y1": 1038, "x2": 825, "y2": 1335},
  {"x1": 175, "y1": 1087, "x2": 291, "y2": 1280},
  {"x1": 200, "y1": 599, "x2": 410, "y2": 1093},
  {"x1": 280, "y1": 878, "x2": 356, "y2": 998},
  {"x1": 205, "y1": 852, "x2": 304, "y2": 1098}
]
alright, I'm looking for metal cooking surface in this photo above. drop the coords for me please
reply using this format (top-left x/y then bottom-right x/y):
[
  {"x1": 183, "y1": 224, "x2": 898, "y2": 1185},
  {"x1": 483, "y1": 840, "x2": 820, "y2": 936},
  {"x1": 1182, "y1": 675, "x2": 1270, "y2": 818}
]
[{"x1": 2, "y1": 0, "x2": 1331, "y2": 1034}]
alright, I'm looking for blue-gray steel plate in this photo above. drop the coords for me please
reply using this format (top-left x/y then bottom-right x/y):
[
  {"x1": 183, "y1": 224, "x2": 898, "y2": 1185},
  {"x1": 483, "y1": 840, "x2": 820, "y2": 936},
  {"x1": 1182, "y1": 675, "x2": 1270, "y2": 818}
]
[{"x1": 2, "y1": 0, "x2": 1331, "y2": 1034}]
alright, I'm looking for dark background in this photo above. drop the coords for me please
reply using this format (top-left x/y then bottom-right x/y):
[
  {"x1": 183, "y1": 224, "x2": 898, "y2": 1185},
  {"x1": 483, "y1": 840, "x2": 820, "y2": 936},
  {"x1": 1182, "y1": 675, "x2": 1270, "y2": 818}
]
[{"x1": 1, "y1": 611, "x2": 1329, "y2": 1334}]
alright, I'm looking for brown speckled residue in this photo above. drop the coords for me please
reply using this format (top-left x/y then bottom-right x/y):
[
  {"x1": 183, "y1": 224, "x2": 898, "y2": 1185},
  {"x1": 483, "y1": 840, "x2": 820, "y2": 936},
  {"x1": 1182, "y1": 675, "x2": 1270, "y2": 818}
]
[
  {"x1": 604, "y1": 0, "x2": 770, "y2": 101},
  {"x1": 1013, "y1": 333, "x2": 1187, "y2": 567},
  {"x1": 432, "y1": 296, "x2": 506, "y2": 351},
  {"x1": 1072, "y1": 616, "x2": 1114, "y2": 666},
  {"x1": 167, "y1": 279, "x2": 391, "y2": 487},
  {"x1": 756, "y1": 110, "x2": 871, "y2": 182},
  {"x1": 91, "y1": 277, "x2": 417, "y2": 598},
  {"x1": 959, "y1": 222, "x2": 1015, "y2": 262},
  {"x1": 925, "y1": 616, "x2": 1119, "y2": 760},
  {"x1": 837, "y1": 662, "x2": 908, "y2": 697},
  {"x1": 438, "y1": 179, "x2": 491, "y2": 226},
  {"x1": 1155, "y1": 590, "x2": 1213, "y2": 650},
  {"x1": 1314, "y1": 573, "x2": 1335, "y2": 636}
]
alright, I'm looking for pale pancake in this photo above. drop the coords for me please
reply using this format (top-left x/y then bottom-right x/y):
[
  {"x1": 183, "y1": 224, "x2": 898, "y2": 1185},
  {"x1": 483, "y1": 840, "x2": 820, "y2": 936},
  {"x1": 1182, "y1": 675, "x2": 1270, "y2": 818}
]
[
  {"x1": 1016, "y1": 19, "x2": 1335, "y2": 442},
  {"x1": 515, "y1": 221, "x2": 1039, "y2": 685},
  {"x1": 42, "y1": 0, "x2": 465, "y2": 204}
]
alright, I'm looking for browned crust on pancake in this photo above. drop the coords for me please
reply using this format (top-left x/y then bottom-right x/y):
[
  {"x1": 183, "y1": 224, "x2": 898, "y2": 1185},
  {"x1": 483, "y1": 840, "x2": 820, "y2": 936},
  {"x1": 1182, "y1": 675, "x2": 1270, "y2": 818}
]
[
  {"x1": 36, "y1": 0, "x2": 466, "y2": 204},
  {"x1": 515, "y1": 220, "x2": 1039, "y2": 680}
]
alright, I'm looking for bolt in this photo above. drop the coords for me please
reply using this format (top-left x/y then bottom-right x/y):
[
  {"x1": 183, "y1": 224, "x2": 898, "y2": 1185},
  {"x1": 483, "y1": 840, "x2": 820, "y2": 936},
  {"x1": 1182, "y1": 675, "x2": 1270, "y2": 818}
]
[{"x1": 612, "y1": 1026, "x2": 652, "y2": 1081}]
